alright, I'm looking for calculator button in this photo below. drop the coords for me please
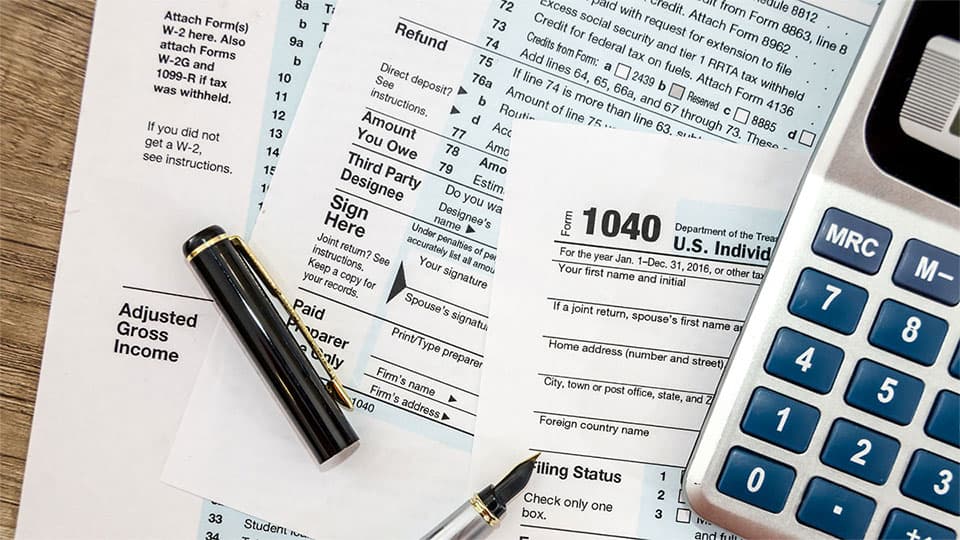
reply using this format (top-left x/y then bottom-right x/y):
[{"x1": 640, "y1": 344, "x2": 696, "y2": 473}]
[
  {"x1": 765, "y1": 328, "x2": 843, "y2": 394},
  {"x1": 845, "y1": 359, "x2": 924, "y2": 425},
  {"x1": 740, "y1": 388, "x2": 820, "y2": 453},
  {"x1": 789, "y1": 269, "x2": 868, "y2": 335},
  {"x1": 796, "y1": 477, "x2": 875, "y2": 539},
  {"x1": 925, "y1": 391, "x2": 960, "y2": 448},
  {"x1": 880, "y1": 509, "x2": 956, "y2": 540},
  {"x1": 901, "y1": 450, "x2": 960, "y2": 515},
  {"x1": 869, "y1": 300, "x2": 948, "y2": 366},
  {"x1": 893, "y1": 239, "x2": 960, "y2": 306},
  {"x1": 951, "y1": 344, "x2": 959, "y2": 379},
  {"x1": 716, "y1": 447, "x2": 795, "y2": 513},
  {"x1": 812, "y1": 208, "x2": 891, "y2": 275},
  {"x1": 820, "y1": 419, "x2": 900, "y2": 485}
]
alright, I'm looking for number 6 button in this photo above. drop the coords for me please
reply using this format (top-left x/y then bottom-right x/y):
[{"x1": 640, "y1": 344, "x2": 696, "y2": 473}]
[{"x1": 789, "y1": 269, "x2": 868, "y2": 335}]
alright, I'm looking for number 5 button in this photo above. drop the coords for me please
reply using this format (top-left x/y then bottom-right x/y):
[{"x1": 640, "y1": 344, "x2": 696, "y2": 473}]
[
  {"x1": 789, "y1": 269, "x2": 868, "y2": 335},
  {"x1": 845, "y1": 359, "x2": 924, "y2": 425},
  {"x1": 869, "y1": 300, "x2": 947, "y2": 366}
]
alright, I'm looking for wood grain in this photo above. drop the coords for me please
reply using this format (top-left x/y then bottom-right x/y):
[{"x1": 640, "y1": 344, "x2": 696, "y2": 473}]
[{"x1": 1, "y1": 1, "x2": 96, "y2": 538}]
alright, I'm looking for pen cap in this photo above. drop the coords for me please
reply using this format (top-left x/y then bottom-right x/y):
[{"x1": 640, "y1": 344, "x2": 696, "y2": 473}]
[{"x1": 184, "y1": 225, "x2": 359, "y2": 464}]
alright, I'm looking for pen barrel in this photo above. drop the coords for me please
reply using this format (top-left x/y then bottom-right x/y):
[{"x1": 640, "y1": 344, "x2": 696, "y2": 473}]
[
  {"x1": 420, "y1": 500, "x2": 494, "y2": 540},
  {"x1": 184, "y1": 225, "x2": 358, "y2": 465}
]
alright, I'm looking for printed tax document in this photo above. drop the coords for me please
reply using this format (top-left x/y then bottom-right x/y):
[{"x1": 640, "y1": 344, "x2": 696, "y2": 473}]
[
  {"x1": 163, "y1": 0, "x2": 875, "y2": 537},
  {"x1": 15, "y1": 1, "x2": 336, "y2": 538},
  {"x1": 468, "y1": 121, "x2": 805, "y2": 539}
]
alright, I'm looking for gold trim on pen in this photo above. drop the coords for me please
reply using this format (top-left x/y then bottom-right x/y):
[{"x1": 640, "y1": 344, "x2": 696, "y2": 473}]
[
  {"x1": 228, "y1": 236, "x2": 354, "y2": 410},
  {"x1": 184, "y1": 233, "x2": 231, "y2": 262},
  {"x1": 469, "y1": 494, "x2": 500, "y2": 528}
]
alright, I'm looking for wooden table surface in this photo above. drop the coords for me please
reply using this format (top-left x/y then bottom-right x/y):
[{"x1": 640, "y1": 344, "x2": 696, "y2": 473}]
[{"x1": 1, "y1": 1, "x2": 96, "y2": 537}]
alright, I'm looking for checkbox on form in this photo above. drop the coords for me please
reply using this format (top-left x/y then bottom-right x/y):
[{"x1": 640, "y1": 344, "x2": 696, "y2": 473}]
[
  {"x1": 614, "y1": 63, "x2": 631, "y2": 80},
  {"x1": 668, "y1": 83, "x2": 685, "y2": 100},
  {"x1": 734, "y1": 107, "x2": 750, "y2": 124},
  {"x1": 799, "y1": 130, "x2": 816, "y2": 147},
  {"x1": 676, "y1": 508, "x2": 691, "y2": 523}
]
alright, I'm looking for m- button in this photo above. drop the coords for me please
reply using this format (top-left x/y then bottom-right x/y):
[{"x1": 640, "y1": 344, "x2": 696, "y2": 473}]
[
  {"x1": 812, "y1": 208, "x2": 891, "y2": 274},
  {"x1": 893, "y1": 239, "x2": 959, "y2": 306}
]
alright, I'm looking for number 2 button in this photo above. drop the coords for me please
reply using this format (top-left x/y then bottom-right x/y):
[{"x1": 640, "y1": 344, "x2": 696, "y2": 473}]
[{"x1": 789, "y1": 269, "x2": 868, "y2": 335}]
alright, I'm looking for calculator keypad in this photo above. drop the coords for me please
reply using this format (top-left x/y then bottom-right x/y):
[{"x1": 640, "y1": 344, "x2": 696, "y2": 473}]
[
  {"x1": 796, "y1": 477, "x2": 876, "y2": 539},
  {"x1": 845, "y1": 359, "x2": 924, "y2": 425},
  {"x1": 820, "y1": 419, "x2": 900, "y2": 484},
  {"x1": 714, "y1": 207, "x2": 959, "y2": 538},
  {"x1": 740, "y1": 388, "x2": 820, "y2": 453},
  {"x1": 869, "y1": 299, "x2": 948, "y2": 366},
  {"x1": 788, "y1": 269, "x2": 868, "y2": 335}
]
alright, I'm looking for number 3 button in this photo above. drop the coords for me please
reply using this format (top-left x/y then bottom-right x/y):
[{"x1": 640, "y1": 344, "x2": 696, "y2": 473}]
[{"x1": 901, "y1": 450, "x2": 960, "y2": 515}]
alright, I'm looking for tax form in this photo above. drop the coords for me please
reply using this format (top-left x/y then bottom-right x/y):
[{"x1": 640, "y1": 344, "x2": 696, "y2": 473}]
[
  {"x1": 15, "y1": 1, "x2": 334, "y2": 538},
  {"x1": 468, "y1": 121, "x2": 805, "y2": 539},
  {"x1": 163, "y1": 0, "x2": 876, "y2": 537}
]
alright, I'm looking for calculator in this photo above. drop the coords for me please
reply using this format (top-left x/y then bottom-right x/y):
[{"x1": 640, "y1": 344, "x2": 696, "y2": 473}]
[{"x1": 685, "y1": 2, "x2": 960, "y2": 539}]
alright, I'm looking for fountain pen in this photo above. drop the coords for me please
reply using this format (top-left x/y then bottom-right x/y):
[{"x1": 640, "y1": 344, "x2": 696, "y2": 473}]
[{"x1": 420, "y1": 453, "x2": 540, "y2": 540}]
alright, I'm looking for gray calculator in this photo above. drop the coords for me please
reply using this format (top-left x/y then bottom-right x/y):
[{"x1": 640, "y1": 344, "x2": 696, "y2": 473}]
[{"x1": 686, "y1": 1, "x2": 959, "y2": 539}]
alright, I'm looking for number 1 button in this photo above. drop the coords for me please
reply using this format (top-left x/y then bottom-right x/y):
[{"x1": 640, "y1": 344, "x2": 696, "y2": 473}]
[
  {"x1": 717, "y1": 447, "x2": 795, "y2": 513},
  {"x1": 789, "y1": 269, "x2": 868, "y2": 335}
]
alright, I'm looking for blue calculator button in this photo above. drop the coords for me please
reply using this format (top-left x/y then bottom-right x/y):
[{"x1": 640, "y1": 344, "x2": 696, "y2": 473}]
[
  {"x1": 869, "y1": 300, "x2": 948, "y2": 366},
  {"x1": 926, "y1": 391, "x2": 960, "y2": 448},
  {"x1": 845, "y1": 359, "x2": 924, "y2": 425},
  {"x1": 765, "y1": 328, "x2": 844, "y2": 394},
  {"x1": 812, "y1": 208, "x2": 891, "y2": 274},
  {"x1": 901, "y1": 450, "x2": 960, "y2": 515},
  {"x1": 740, "y1": 387, "x2": 820, "y2": 453},
  {"x1": 951, "y1": 344, "x2": 959, "y2": 379},
  {"x1": 820, "y1": 419, "x2": 900, "y2": 485},
  {"x1": 797, "y1": 477, "x2": 875, "y2": 539},
  {"x1": 789, "y1": 269, "x2": 868, "y2": 335},
  {"x1": 881, "y1": 509, "x2": 956, "y2": 540},
  {"x1": 717, "y1": 447, "x2": 795, "y2": 513},
  {"x1": 893, "y1": 239, "x2": 960, "y2": 306}
]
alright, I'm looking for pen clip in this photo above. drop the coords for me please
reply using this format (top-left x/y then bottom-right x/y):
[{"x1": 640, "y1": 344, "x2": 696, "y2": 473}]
[{"x1": 228, "y1": 235, "x2": 354, "y2": 410}]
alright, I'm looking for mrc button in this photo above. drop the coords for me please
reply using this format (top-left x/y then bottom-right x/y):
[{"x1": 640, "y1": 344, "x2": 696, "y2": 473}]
[
  {"x1": 812, "y1": 208, "x2": 891, "y2": 274},
  {"x1": 893, "y1": 239, "x2": 959, "y2": 306}
]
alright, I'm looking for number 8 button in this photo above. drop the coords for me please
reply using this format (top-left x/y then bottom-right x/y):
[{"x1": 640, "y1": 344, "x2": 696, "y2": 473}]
[{"x1": 869, "y1": 300, "x2": 947, "y2": 366}]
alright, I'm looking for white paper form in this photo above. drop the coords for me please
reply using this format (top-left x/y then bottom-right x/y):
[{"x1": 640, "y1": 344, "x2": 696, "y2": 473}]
[
  {"x1": 468, "y1": 121, "x2": 805, "y2": 539},
  {"x1": 163, "y1": 0, "x2": 875, "y2": 537},
  {"x1": 15, "y1": 1, "x2": 335, "y2": 538}
]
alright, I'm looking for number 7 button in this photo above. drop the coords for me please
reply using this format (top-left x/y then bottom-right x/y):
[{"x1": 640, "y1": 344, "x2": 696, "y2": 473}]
[{"x1": 789, "y1": 269, "x2": 868, "y2": 335}]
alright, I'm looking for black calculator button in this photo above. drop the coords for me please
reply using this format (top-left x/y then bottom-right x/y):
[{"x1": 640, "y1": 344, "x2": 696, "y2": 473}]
[
  {"x1": 788, "y1": 269, "x2": 868, "y2": 335},
  {"x1": 869, "y1": 299, "x2": 948, "y2": 366},
  {"x1": 901, "y1": 450, "x2": 960, "y2": 515},
  {"x1": 925, "y1": 391, "x2": 960, "y2": 448},
  {"x1": 892, "y1": 239, "x2": 960, "y2": 306},
  {"x1": 880, "y1": 509, "x2": 956, "y2": 540},
  {"x1": 820, "y1": 418, "x2": 900, "y2": 485},
  {"x1": 740, "y1": 387, "x2": 820, "y2": 453},
  {"x1": 811, "y1": 208, "x2": 891, "y2": 275},
  {"x1": 845, "y1": 359, "x2": 924, "y2": 425},
  {"x1": 796, "y1": 477, "x2": 875, "y2": 539},
  {"x1": 764, "y1": 328, "x2": 844, "y2": 394},
  {"x1": 716, "y1": 447, "x2": 795, "y2": 513}
]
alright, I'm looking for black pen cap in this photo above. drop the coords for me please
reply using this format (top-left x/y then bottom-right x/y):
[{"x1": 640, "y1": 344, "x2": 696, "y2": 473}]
[{"x1": 184, "y1": 225, "x2": 359, "y2": 465}]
